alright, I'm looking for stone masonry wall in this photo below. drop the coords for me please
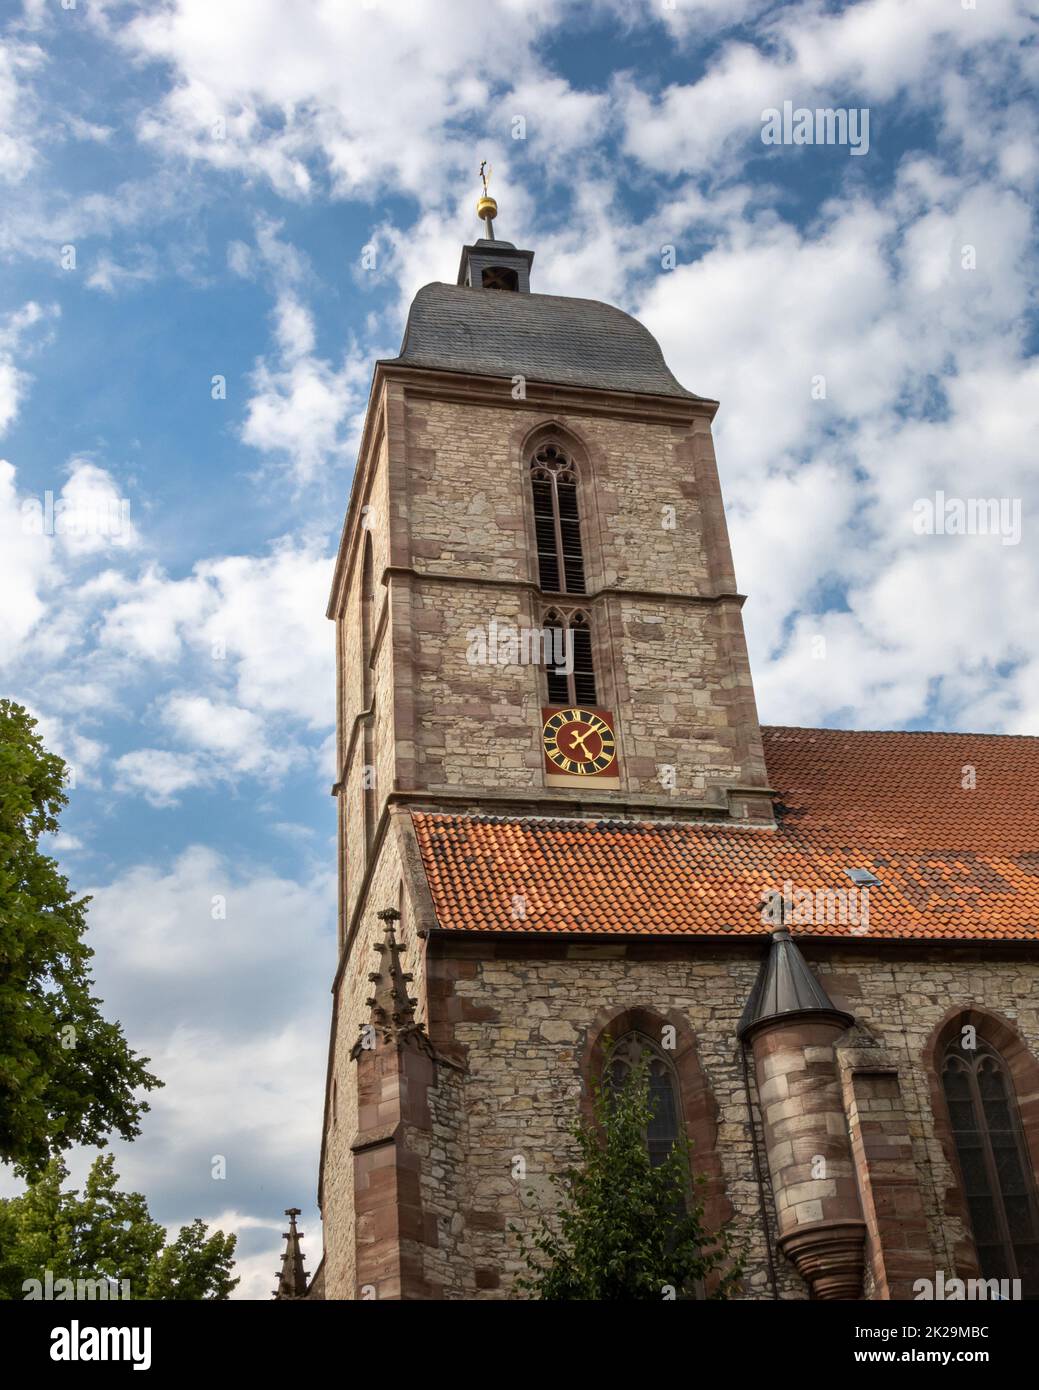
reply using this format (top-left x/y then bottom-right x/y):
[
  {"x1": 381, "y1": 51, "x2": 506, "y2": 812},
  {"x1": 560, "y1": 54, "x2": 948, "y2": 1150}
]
[
  {"x1": 386, "y1": 387, "x2": 767, "y2": 809},
  {"x1": 432, "y1": 942, "x2": 796, "y2": 1299},
  {"x1": 419, "y1": 941, "x2": 1039, "y2": 1300},
  {"x1": 402, "y1": 399, "x2": 717, "y2": 592}
]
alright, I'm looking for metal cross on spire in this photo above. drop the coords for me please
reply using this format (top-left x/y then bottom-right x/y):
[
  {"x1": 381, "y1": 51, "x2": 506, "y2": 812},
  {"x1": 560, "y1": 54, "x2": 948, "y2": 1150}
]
[{"x1": 476, "y1": 160, "x2": 498, "y2": 239}]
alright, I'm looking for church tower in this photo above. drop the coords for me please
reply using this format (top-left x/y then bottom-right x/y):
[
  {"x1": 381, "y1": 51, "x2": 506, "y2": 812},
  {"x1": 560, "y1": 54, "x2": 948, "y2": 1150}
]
[
  {"x1": 308, "y1": 180, "x2": 1039, "y2": 1306},
  {"x1": 316, "y1": 182, "x2": 776, "y2": 1299}
]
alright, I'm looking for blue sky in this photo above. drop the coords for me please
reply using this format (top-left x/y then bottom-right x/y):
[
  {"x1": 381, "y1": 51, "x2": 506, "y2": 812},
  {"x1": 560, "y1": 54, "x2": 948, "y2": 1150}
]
[{"x1": 1, "y1": 0, "x2": 1036, "y2": 1296}]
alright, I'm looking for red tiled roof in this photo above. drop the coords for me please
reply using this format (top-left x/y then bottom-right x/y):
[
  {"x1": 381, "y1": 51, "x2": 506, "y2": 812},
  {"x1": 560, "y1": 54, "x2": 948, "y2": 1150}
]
[{"x1": 412, "y1": 727, "x2": 1039, "y2": 942}]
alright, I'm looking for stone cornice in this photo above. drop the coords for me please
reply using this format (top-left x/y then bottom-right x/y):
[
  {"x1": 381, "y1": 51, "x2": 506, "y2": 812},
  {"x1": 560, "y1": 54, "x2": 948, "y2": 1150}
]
[
  {"x1": 384, "y1": 785, "x2": 776, "y2": 819},
  {"x1": 380, "y1": 564, "x2": 748, "y2": 608},
  {"x1": 417, "y1": 925, "x2": 1039, "y2": 957},
  {"x1": 385, "y1": 362, "x2": 719, "y2": 424}
]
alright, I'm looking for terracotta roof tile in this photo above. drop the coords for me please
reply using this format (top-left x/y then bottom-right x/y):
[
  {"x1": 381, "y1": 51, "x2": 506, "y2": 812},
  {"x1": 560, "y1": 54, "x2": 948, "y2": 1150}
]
[{"x1": 412, "y1": 726, "x2": 1039, "y2": 942}]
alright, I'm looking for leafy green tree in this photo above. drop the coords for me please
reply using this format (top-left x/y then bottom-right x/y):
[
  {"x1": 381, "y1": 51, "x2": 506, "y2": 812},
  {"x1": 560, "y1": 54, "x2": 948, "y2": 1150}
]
[
  {"x1": 513, "y1": 1044, "x2": 744, "y2": 1299},
  {"x1": 0, "y1": 699, "x2": 161, "y2": 1176},
  {"x1": 0, "y1": 1154, "x2": 238, "y2": 1300}
]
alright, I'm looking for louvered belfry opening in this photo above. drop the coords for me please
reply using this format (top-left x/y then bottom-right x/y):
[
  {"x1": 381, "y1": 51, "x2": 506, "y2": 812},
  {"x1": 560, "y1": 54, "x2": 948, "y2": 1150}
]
[
  {"x1": 531, "y1": 441, "x2": 599, "y2": 708},
  {"x1": 481, "y1": 265, "x2": 519, "y2": 291},
  {"x1": 942, "y1": 1040, "x2": 1039, "y2": 1296},
  {"x1": 530, "y1": 444, "x2": 586, "y2": 595},
  {"x1": 543, "y1": 607, "x2": 597, "y2": 708}
]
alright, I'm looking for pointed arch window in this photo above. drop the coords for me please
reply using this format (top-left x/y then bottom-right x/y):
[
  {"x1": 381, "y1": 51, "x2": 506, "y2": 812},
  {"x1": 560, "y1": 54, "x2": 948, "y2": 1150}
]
[
  {"x1": 542, "y1": 607, "x2": 596, "y2": 707},
  {"x1": 607, "y1": 1032, "x2": 682, "y2": 1168},
  {"x1": 942, "y1": 1039, "x2": 1039, "y2": 1294},
  {"x1": 530, "y1": 444, "x2": 586, "y2": 595}
]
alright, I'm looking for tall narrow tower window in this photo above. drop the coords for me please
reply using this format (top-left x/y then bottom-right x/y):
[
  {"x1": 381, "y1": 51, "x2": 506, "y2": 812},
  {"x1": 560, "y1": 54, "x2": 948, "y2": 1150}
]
[
  {"x1": 942, "y1": 1039, "x2": 1039, "y2": 1295},
  {"x1": 543, "y1": 607, "x2": 597, "y2": 707},
  {"x1": 530, "y1": 444, "x2": 586, "y2": 595}
]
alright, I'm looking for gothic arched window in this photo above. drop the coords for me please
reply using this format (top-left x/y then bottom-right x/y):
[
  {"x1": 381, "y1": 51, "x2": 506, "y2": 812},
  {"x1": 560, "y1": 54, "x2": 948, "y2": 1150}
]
[
  {"x1": 530, "y1": 444, "x2": 586, "y2": 595},
  {"x1": 607, "y1": 1032, "x2": 682, "y2": 1168},
  {"x1": 542, "y1": 607, "x2": 597, "y2": 707},
  {"x1": 942, "y1": 1039, "x2": 1039, "y2": 1294}
]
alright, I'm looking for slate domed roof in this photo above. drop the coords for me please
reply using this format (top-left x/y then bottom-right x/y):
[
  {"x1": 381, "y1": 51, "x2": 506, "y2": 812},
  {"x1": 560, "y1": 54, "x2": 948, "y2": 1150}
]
[{"x1": 384, "y1": 281, "x2": 703, "y2": 401}]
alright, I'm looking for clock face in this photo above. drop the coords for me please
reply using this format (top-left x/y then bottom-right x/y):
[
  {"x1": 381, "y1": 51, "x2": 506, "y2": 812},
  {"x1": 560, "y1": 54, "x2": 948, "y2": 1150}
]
[{"x1": 542, "y1": 707, "x2": 618, "y2": 777}]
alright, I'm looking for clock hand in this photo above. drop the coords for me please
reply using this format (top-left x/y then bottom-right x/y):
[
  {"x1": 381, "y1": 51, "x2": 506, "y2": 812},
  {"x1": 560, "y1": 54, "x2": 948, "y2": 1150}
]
[{"x1": 569, "y1": 726, "x2": 597, "y2": 758}]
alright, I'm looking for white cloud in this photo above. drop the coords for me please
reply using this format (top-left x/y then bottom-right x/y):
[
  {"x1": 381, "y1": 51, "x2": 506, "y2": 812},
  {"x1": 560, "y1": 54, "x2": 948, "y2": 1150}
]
[
  {"x1": 29, "y1": 706, "x2": 106, "y2": 787},
  {"x1": 48, "y1": 831, "x2": 84, "y2": 852},
  {"x1": 241, "y1": 334, "x2": 367, "y2": 484},
  {"x1": 16, "y1": 0, "x2": 49, "y2": 29},
  {"x1": 89, "y1": 541, "x2": 335, "y2": 799},
  {"x1": 226, "y1": 238, "x2": 252, "y2": 277},
  {"x1": 2, "y1": 463, "x2": 332, "y2": 812},
  {"x1": 272, "y1": 293, "x2": 315, "y2": 359},
  {"x1": 98, "y1": 542, "x2": 334, "y2": 722},
  {"x1": 621, "y1": 0, "x2": 1033, "y2": 176},
  {"x1": 194, "y1": 547, "x2": 336, "y2": 726},
  {"x1": 157, "y1": 691, "x2": 302, "y2": 785},
  {"x1": 221, "y1": 218, "x2": 372, "y2": 483},
  {"x1": 501, "y1": 75, "x2": 607, "y2": 168},
  {"x1": 0, "y1": 299, "x2": 57, "y2": 435},
  {"x1": 162, "y1": 694, "x2": 265, "y2": 764},
  {"x1": 51, "y1": 458, "x2": 139, "y2": 556},
  {"x1": 0, "y1": 458, "x2": 53, "y2": 661},
  {"x1": 631, "y1": 150, "x2": 1038, "y2": 734},
  {"x1": 87, "y1": 845, "x2": 334, "y2": 1018},
  {"x1": 95, "y1": 564, "x2": 212, "y2": 663},
  {"x1": 65, "y1": 114, "x2": 114, "y2": 144},
  {"x1": 113, "y1": 748, "x2": 210, "y2": 806},
  {"x1": 2, "y1": 430, "x2": 334, "y2": 799},
  {"x1": 121, "y1": 0, "x2": 572, "y2": 201},
  {"x1": 0, "y1": 452, "x2": 132, "y2": 674},
  {"x1": 85, "y1": 250, "x2": 159, "y2": 294},
  {"x1": 0, "y1": 39, "x2": 44, "y2": 183}
]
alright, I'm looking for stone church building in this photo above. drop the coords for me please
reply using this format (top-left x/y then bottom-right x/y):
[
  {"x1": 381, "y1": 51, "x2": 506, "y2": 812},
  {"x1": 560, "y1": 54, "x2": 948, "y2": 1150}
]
[{"x1": 280, "y1": 192, "x2": 1039, "y2": 1302}]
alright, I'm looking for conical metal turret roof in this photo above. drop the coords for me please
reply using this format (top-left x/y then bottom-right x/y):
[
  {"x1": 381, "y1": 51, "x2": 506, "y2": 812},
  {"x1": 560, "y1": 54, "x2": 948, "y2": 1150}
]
[{"x1": 738, "y1": 927, "x2": 854, "y2": 1039}]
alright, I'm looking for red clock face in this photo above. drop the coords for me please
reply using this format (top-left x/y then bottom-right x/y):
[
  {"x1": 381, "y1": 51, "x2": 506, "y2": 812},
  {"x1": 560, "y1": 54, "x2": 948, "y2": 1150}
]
[{"x1": 542, "y1": 707, "x2": 618, "y2": 778}]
